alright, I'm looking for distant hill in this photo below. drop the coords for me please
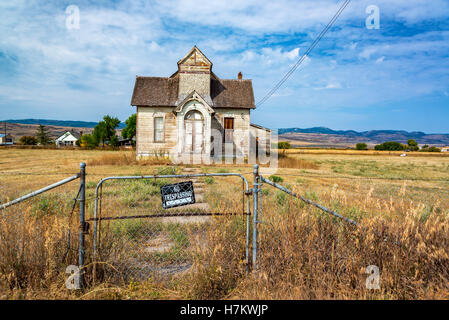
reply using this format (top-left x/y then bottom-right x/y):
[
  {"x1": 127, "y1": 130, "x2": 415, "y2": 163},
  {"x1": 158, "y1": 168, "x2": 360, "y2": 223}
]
[
  {"x1": 279, "y1": 127, "x2": 449, "y2": 147},
  {"x1": 2, "y1": 119, "x2": 126, "y2": 129}
]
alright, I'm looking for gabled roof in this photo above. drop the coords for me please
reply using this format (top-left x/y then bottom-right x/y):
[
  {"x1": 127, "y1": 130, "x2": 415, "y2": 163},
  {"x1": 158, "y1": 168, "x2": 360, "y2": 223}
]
[
  {"x1": 56, "y1": 131, "x2": 81, "y2": 141},
  {"x1": 131, "y1": 75, "x2": 255, "y2": 109},
  {"x1": 177, "y1": 46, "x2": 212, "y2": 68},
  {"x1": 131, "y1": 76, "x2": 179, "y2": 107}
]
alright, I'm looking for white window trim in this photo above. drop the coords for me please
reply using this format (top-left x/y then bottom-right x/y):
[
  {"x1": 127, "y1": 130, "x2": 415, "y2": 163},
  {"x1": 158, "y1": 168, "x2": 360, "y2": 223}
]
[{"x1": 153, "y1": 115, "x2": 165, "y2": 143}]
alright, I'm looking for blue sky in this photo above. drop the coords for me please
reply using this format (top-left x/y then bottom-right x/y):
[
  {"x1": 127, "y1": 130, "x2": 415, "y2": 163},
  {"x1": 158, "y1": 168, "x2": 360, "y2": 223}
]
[{"x1": 0, "y1": 0, "x2": 448, "y2": 133}]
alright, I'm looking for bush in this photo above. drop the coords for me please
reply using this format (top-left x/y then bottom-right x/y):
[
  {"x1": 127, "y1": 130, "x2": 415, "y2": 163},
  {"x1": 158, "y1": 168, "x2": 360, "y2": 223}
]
[
  {"x1": 374, "y1": 141, "x2": 406, "y2": 151},
  {"x1": 278, "y1": 141, "x2": 291, "y2": 149},
  {"x1": 19, "y1": 136, "x2": 38, "y2": 145},
  {"x1": 355, "y1": 143, "x2": 368, "y2": 150},
  {"x1": 407, "y1": 139, "x2": 419, "y2": 151},
  {"x1": 420, "y1": 146, "x2": 441, "y2": 152},
  {"x1": 269, "y1": 175, "x2": 284, "y2": 183},
  {"x1": 80, "y1": 134, "x2": 98, "y2": 148}
]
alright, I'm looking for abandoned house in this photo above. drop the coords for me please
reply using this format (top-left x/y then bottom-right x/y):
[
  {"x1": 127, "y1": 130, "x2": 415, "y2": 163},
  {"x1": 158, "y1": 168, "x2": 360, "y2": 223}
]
[{"x1": 130, "y1": 46, "x2": 271, "y2": 162}]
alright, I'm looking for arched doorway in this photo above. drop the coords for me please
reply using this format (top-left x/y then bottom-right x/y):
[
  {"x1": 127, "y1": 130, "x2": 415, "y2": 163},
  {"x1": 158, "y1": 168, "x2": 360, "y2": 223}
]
[{"x1": 184, "y1": 110, "x2": 204, "y2": 153}]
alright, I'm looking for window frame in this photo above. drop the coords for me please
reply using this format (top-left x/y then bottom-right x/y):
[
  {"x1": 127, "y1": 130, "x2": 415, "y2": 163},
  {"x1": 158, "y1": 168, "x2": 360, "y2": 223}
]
[
  {"x1": 154, "y1": 116, "x2": 165, "y2": 143},
  {"x1": 223, "y1": 117, "x2": 234, "y2": 143}
]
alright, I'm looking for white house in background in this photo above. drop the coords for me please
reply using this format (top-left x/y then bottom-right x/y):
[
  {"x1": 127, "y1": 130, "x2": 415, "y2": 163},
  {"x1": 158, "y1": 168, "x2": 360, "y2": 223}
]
[
  {"x1": 55, "y1": 131, "x2": 81, "y2": 147},
  {"x1": 0, "y1": 133, "x2": 14, "y2": 145},
  {"x1": 441, "y1": 146, "x2": 449, "y2": 152}
]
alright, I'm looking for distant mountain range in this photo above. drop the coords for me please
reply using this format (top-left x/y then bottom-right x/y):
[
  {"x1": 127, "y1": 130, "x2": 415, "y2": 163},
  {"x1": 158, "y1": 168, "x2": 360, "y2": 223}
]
[
  {"x1": 2, "y1": 120, "x2": 448, "y2": 147},
  {"x1": 279, "y1": 127, "x2": 449, "y2": 147},
  {"x1": 2, "y1": 119, "x2": 126, "y2": 129}
]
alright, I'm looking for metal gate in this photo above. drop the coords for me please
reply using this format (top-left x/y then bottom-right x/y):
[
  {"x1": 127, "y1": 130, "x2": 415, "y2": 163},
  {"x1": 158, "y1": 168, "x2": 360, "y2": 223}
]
[{"x1": 89, "y1": 171, "x2": 251, "y2": 282}]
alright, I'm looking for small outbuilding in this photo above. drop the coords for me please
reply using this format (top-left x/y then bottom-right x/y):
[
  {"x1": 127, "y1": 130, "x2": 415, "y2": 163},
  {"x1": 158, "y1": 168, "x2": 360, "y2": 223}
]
[{"x1": 0, "y1": 133, "x2": 14, "y2": 145}]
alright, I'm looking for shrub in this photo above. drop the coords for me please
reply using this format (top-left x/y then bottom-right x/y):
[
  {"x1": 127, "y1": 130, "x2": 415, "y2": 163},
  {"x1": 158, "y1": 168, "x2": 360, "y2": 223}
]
[
  {"x1": 420, "y1": 146, "x2": 441, "y2": 152},
  {"x1": 19, "y1": 136, "x2": 38, "y2": 145},
  {"x1": 374, "y1": 141, "x2": 406, "y2": 151},
  {"x1": 355, "y1": 143, "x2": 368, "y2": 150},
  {"x1": 278, "y1": 141, "x2": 291, "y2": 149},
  {"x1": 269, "y1": 175, "x2": 283, "y2": 183},
  {"x1": 204, "y1": 177, "x2": 214, "y2": 184}
]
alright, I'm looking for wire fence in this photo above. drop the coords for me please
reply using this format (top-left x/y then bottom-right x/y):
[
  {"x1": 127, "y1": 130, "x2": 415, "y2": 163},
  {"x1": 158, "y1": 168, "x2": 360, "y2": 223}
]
[
  {"x1": 87, "y1": 171, "x2": 251, "y2": 283},
  {"x1": 1, "y1": 162, "x2": 448, "y2": 297}
]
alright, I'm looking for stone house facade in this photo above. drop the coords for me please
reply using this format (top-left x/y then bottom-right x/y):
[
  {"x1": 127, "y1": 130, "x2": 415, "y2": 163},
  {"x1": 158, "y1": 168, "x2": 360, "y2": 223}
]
[{"x1": 130, "y1": 46, "x2": 270, "y2": 162}]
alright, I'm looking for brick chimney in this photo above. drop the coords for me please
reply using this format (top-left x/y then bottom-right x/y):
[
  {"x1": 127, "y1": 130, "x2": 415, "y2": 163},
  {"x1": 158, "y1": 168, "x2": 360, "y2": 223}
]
[{"x1": 238, "y1": 72, "x2": 242, "y2": 80}]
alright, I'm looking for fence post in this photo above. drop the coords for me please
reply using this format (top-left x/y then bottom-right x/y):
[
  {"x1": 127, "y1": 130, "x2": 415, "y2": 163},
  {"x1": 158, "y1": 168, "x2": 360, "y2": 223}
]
[
  {"x1": 252, "y1": 164, "x2": 259, "y2": 269},
  {"x1": 78, "y1": 162, "x2": 86, "y2": 288}
]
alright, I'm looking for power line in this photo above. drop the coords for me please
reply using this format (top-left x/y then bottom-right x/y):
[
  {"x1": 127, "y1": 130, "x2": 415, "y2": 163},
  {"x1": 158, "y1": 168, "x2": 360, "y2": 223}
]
[{"x1": 256, "y1": 0, "x2": 351, "y2": 107}]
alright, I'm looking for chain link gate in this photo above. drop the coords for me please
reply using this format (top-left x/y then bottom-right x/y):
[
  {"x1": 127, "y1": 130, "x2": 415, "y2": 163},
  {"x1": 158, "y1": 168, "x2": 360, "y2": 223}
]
[{"x1": 88, "y1": 171, "x2": 251, "y2": 283}]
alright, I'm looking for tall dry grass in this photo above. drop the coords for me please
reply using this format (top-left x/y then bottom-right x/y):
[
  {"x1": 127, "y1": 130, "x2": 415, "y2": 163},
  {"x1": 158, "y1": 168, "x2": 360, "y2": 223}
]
[
  {"x1": 88, "y1": 153, "x2": 172, "y2": 166},
  {"x1": 0, "y1": 200, "x2": 79, "y2": 299},
  {"x1": 1, "y1": 162, "x2": 448, "y2": 300},
  {"x1": 180, "y1": 181, "x2": 449, "y2": 300},
  {"x1": 278, "y1": 154, "x2": 319, "y2": 170}
]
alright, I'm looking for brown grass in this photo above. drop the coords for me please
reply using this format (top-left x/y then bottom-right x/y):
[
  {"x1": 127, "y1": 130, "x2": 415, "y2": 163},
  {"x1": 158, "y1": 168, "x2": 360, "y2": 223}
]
[
  {"x1": 1, "y1": 149, "x2": 448, "y2": 299},
  {"x1": 286, "y1": 148, "x2": 449, "y2": 157},
  {"x1": 278, "y1": 154, "x2": 319, "y2": 170},
  {"x1": 88, "y1": 153, "x2": 172, "y2": 166}
]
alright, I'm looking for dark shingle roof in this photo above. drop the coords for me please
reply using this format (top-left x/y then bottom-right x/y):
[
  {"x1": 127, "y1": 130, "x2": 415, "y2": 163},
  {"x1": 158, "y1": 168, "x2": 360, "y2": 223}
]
[
  {"x1": 131, "y1": 76, "x2": 179, "y2": 107},
  {"x1": 131, "y1": 75, "x2": 255, "y2": 109}
]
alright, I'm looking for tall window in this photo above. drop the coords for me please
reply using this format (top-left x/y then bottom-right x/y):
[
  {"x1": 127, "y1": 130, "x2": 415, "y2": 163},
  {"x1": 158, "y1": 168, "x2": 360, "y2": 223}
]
[
  {"x1": 154, "y1": 117, "x2": 164, "y2": 142},
  {"x1": 224, "y1": 117, "x2": 234, "y2": 143}
]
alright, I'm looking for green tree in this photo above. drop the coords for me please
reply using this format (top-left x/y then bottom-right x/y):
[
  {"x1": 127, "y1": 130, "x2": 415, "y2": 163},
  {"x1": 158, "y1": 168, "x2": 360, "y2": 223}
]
[
  {"x1": 374, "y1": 141, "x2": 406, "y2": 151},
  {"x1": 356, "y1": 143, "x2": 368, "y2": 150},
  {"x1": 79, "y1": 134, "x2": 97, "y2": 148},
  {"x1": 93, "y1": 115, "x2": 120, "y2": 146},
  {"x1": 36, "y1": 124, "x2": 51, "y2": 145},
  {"x1": 122, "y1": 114, "x2": 136, "y2": 140},
  {"x1": 93, "y1": 122, "x2": 108, "y2": 146},
  {"x1": 407, "y1": 139, "x2": 419, "y2": 151},
  {"x1": 278, "y1": 141, "x2": 291, "y2": 149},
  {"x1": 421, "y1": 146, "x2": 441, "y2": 152},
  {"x1": 109, "y1": 134, "x2": 119, "y2": 147},
  {"x1": 19, "y1": 136, "x2": 38, "y2": 145}
]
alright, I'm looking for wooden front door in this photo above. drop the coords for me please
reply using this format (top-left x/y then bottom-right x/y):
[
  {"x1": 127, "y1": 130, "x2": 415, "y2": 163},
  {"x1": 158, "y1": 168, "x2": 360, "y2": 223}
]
[{"x1": 184, "y1": 111, "x2": 204, "y2": 153}]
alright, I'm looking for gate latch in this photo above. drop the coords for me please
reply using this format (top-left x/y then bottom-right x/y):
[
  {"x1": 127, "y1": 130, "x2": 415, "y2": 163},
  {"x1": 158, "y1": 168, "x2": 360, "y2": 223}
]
[{"x1": 80, "y1": 221, "x2": 90, "y2": 235}]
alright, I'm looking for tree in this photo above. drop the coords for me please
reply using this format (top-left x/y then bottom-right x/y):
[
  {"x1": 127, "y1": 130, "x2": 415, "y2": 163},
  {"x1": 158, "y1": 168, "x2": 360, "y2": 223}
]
[
  {"x1": 407, "y1": 139, "x2": 419, "y2": 151},
  {"x1": 122, "y1": 114, "x2": 136, "y2": 140},
  {"x1": 374, "y1": 141, "x2": 406, "y2": 151},
  {"x1": 93, "y1": 115, "x2": 120, "y2": 146},
  {"x1": 278, "y1": 141, "x2": 291, "y2": 149},
  {"x1": 79, "y1": 134, "x2": 97, "y2": 148},
  {"x1": 19, "y1": 136, "x2": 38, "y2": 145},
  {"x1": 356, "y1": 143, "x2": 368, "y2": 150},
  {"x1": 93, "y1": 122, "x2": 108, "y2": 146},
  {"x1": 109, "y1": 134, "x2": 119, "y2": 147},
  {"x1": 420, "y1": 145, "x2": 441, "y2": 152},
  {"x1": 36, "y1": 124, "x2": 51, "y2": 145}
]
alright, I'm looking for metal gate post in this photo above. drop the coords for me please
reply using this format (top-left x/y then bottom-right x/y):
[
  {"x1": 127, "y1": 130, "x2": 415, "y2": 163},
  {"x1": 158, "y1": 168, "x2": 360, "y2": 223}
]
[
  {"x1": 252, "y1": 164, "x2": 259, "y2": 269},
  {"x1": 78, "y1": 162, "x2": 86, "y2": 288}
]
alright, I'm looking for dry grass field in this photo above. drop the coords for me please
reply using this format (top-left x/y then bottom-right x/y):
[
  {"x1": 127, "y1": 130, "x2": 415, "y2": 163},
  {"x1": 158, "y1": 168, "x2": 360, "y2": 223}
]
[{"x1": 0, "y1": 148, "x2": 448, "y2": 299}]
